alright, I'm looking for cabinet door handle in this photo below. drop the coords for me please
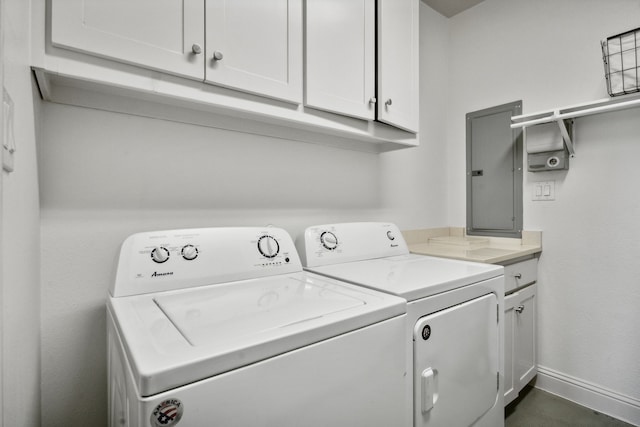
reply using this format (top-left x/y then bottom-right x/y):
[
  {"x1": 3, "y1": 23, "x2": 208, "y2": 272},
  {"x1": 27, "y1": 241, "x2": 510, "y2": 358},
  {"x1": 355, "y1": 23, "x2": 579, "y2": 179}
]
[
  {"x1": 515, "y1": 305, "x2": 525, "y2": 314},
  {"x1": 213, "y1": 50, "x2": 224, "y2": 61},
  {"x1": 514, "y1": 273, "x2": 522, "y2": 279},
  {"x1": 369, "y1": 97, "x2": 377, "y2": 104},
  {"x1": 191, "y1": 43, "x2": 203, "y2": 55},
  {"x1": 385, "y1": 99, "x2": 393, "y2": 106}
]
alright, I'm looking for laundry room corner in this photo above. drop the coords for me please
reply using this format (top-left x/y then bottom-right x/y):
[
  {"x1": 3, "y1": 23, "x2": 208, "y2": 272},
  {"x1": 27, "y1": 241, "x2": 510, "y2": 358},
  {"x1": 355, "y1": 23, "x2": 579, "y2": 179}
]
[{"x1": 445, "y1": 0, "x2": 640, "y2": 423}]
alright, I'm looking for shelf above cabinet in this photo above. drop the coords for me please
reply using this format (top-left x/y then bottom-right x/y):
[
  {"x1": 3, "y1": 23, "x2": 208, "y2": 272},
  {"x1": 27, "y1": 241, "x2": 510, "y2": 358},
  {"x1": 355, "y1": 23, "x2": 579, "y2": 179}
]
[
  {"x1": 511, "y1": 93, "x2": 640, "y2": 157},
  {"x1": 32, "y1": 57, "x2": 419, "y2": 153}
]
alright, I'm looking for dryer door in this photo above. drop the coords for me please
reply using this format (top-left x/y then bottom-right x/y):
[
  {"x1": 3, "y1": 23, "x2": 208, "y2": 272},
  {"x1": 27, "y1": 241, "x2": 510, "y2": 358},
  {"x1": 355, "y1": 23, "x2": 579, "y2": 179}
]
[{"x1": 413, "y1": 293, "x2": 499, "y2": 426}]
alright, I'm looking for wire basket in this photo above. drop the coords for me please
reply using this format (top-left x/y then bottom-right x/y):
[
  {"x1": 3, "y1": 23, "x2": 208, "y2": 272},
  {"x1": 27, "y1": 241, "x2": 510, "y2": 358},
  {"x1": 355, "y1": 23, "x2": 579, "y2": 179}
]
[{"x1": 601, "y1": 27, "x2": 640, "y2": 96}]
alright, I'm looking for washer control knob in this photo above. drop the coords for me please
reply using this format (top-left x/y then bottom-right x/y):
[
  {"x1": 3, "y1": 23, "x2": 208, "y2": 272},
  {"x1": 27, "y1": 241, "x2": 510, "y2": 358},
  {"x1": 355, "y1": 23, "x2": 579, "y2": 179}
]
[
  {"x1": 258, "y1": 235, "x2": 279, "y2": 258},
  {"x1": 387, "y1": 231, "x2": 396, "y2": 241},
  {"x1": 181, "y1": 244, "x2": 198, "y2": 261},
  {"x1": 151, "y1": 247, "x2": 170, "y2": 264},
  {"x1": 320, "y1": 231, "x2": 338, "y2": 250}
]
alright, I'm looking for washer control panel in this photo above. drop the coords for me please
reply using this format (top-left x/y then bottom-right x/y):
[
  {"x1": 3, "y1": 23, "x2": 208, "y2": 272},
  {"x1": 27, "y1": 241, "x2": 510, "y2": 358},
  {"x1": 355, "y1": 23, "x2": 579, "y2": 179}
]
[{"x1": 112, "y1": 227, "x2": 301, "y2": 297}]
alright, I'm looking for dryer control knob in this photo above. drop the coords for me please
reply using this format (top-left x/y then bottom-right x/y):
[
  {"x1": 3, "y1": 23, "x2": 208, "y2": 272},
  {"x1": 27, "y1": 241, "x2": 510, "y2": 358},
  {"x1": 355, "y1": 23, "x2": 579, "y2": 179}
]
[
  {"x1": 320, "y1": 231, "x2": 338, "y2": 250},
  {"x1": 151, "y1": 247, "x2": 170, "y2": 263},
  {"x1": 258, "y1": 235, "x2": 279, "y2": 258},
  {"x1": 387, "y1": 231, "x2": 396, "y2": 241},
  {"x1": 181, "y1": 244, "x2": 198, "y2": 260}
]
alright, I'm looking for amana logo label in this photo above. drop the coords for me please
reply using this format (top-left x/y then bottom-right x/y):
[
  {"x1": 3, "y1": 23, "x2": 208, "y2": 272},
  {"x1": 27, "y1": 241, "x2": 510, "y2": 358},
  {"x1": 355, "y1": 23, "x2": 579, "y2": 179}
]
[
  {"x1": 150, "y1": 398, "x2": 184, "y2": 426},
  {"x1": 151, "y1": 271, "x2": 174, "y2": 278}
]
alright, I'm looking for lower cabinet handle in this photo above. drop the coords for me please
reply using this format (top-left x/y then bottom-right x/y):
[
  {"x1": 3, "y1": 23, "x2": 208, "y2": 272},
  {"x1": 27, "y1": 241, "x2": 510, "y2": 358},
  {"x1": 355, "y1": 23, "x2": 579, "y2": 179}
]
[{"x1": 515, "y1": 305, "x2": 525, "y2": 314}]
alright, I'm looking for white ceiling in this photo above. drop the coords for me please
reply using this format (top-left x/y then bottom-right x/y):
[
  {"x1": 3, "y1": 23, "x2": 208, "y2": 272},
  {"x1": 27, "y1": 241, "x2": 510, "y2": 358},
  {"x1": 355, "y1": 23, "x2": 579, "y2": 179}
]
[{"x1": 421, "y1": 0, "x2": 485, "y2": 18}]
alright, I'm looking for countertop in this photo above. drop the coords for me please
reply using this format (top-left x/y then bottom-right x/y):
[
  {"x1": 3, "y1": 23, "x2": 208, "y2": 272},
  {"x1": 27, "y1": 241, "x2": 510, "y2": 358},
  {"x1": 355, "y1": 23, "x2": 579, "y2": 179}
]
[{"x1": 401, "y1": 227, "x2": 542, "y2": 265}]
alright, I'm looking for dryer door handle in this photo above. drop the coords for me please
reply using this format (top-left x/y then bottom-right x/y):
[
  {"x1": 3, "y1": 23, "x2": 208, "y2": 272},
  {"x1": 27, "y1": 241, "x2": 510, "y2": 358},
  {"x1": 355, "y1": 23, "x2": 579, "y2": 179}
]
[{"x1": 421, "y1": 368, "x2": 437, "y2": 413}]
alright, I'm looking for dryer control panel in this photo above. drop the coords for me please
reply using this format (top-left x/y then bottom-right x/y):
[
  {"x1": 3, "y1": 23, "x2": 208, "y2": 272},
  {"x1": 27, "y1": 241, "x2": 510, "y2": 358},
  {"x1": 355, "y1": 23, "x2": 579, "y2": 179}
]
[
  {"x1": 112, "y1": 227, "x2": 301, "y2": 297},
  {"x1": 299, "y1": 222, "x2": 409, "y2": 268}
]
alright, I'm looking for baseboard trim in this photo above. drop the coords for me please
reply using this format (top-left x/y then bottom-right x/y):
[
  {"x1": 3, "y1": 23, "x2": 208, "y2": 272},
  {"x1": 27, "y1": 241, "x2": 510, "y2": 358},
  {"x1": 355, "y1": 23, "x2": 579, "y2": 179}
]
[{"x1": 536, "y1": 365, "x2": 640, "y2": 426}]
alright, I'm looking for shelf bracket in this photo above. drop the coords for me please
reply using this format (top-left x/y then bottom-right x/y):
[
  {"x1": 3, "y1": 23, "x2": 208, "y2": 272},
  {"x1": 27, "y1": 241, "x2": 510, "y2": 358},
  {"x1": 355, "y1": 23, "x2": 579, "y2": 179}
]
[
  {"x1": 511, "y1": 93, "x2": 640, "y2": 160},
  {"x1": 554, "y1": 115, "x2": 575, "y2": 157}
]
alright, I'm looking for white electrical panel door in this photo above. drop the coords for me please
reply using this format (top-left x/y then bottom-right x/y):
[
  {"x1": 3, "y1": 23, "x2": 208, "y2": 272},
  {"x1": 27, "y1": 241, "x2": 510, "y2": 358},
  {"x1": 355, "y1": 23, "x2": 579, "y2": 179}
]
[
  {"x1": 305, "y1": 0, "x2": 375, "y2": 120},
  {"x1": 205, "y1": 0, "x2": 303, "y2": 103},
  {"x1": 377, "y1": 0, "x2": 419, "y2": 133},
  {"x1": 51, "y1": 0, "x2": 205, "y2": 80},
  {"x1": 414, "y1": 293, "x2": 499, "y2": 427}
]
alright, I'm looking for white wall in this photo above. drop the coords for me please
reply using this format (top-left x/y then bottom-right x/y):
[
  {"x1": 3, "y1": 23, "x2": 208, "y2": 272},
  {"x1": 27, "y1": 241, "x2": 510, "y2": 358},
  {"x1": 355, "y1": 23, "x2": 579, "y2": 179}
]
[
  {"x1": 382, "y1": 5, "x2": 450, "y2": 228},
  {"x1": 447, "y1": 0, "x2": 640, "y2": 423},
  {"x1": 38, "y1": 1, "x2": 640, "y2": 424},
  {"x1": 37, "y1": 5, "x2": 450, "y2": 425},
  {"x1": 2, "y1": 0, "x2": 41, "y2": 425}
]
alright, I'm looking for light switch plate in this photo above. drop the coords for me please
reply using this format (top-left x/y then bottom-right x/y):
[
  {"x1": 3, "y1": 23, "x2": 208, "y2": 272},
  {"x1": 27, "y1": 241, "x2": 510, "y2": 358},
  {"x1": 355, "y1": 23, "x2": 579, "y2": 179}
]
[{"x1": 533, "y1": 181, "x2": 555, "y2": 201}]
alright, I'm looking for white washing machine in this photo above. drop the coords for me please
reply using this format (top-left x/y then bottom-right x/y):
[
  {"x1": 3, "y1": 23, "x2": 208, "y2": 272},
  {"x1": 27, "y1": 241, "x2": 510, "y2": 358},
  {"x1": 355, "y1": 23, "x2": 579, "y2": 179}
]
[
  {"x1": 108, "y1": 226, "x2": 409, "y2": 427},
  {"x1": 298, "y1": 222, "x2": 505, "y2": 427}
]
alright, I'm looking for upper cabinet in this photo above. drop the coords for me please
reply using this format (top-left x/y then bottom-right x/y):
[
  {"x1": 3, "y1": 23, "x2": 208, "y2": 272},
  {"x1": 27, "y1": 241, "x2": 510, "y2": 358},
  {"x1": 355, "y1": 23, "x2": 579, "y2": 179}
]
[
  {"x1": 305, "y1": 0, "x2": 419, "y2": 132},
  {"x1": 305, "y1": 0, "x2": 376, "y2": 120},
  {"x1": 42, "y1": 0, "x2": 419, "y2": 152},
  {"x1": 377, "y1": 0, "x2": 419, "y2": 132},
  {"x1": 51, "y1": 0, "x2": 205, "y2": 80},
  {"x1": 205, "y1": 0, "x2": 303, "y2": 103}
]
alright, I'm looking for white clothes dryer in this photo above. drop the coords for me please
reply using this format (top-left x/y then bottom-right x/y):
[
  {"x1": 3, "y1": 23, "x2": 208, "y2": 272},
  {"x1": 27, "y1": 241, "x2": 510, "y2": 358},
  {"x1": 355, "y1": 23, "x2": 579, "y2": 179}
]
[
  {"x1": 108, "y1": 226, "x2": 408, "y2": 427},
  {"x1": 299, "y1": 222, "x2": 506, "y2": 427}
]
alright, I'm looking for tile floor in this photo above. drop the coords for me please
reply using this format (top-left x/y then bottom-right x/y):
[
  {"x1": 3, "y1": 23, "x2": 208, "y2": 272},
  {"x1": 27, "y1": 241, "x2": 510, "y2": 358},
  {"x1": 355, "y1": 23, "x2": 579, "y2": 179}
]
[{"x1": 505, "y1": 385, "x2": 636, "y2": 427}]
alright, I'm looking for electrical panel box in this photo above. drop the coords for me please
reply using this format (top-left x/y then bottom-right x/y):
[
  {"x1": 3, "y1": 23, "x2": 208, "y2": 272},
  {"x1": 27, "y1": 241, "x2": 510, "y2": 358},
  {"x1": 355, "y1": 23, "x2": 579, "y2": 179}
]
[{"x1": 527, "y1": 149, "x2": 569, "y2": 172}]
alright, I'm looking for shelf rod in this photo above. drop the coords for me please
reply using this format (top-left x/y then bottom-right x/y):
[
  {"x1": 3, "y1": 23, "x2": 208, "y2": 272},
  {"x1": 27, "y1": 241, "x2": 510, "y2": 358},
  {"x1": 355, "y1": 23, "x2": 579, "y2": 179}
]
[
  {"x1": 556, "y1": 97, "x2": 640, "y2": 120},
  {"x1": 510, "y1": 115, "x2": 555, "y2": 129},
  {"x1": 510, "y1": 95, "x2": 640, "y2": 129}
]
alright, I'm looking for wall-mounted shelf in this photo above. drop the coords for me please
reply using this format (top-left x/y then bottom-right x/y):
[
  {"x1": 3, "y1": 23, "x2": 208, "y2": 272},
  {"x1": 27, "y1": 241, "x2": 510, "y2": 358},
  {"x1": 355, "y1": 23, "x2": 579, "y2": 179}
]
[{"x1": 511, "y1": 93, "x2": 640, "y2": 157}]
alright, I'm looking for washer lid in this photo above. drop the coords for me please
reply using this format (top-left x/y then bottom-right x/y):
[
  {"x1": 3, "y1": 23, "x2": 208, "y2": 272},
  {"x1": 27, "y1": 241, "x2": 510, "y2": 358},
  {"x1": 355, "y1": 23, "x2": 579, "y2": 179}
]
[
  {"x1": 306, "y1": 254, "x2": 504, "y2": 301},
  {"x1": 155, "y1": 276, "x2": 365, "y2": 346},
  {"x1": 109, "y1": 271, "x2": 405, "y2": 397}
]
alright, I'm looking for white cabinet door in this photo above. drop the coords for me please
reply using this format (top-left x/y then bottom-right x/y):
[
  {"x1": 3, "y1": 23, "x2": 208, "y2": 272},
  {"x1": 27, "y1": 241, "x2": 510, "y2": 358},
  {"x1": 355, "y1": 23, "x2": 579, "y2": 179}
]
[
  {"x1": 515, "y1": 283, "x2": 537, "y2": 388},
  {"x1": 51, "y1": 0, "x2": 205, "y2": 80},
  {"x1": 305, "y1": 0, "x2": 375, "y2": 120},
  {"x1": 504, "y1": 292, "x2": 518, "y2": 405},
  {"x1": 377, "y1": 0, "x2": 419, "y2": 133},
  {"x1": 205, "y1": 0, "x2": 303, "y2": 103},
  {"x1": 504, "y1": 282, "x2": 537, "y2": 406}
]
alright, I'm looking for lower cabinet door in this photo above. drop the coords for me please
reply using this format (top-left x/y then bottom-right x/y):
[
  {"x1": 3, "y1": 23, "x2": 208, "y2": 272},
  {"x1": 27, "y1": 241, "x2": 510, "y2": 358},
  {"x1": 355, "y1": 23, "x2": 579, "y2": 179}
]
[
  {"x1": 504, "y1": 282, "x2": 537, "y2": 406},
  {"x1": 515, "y1": 283, "x2": 537, "y2": 387},
  {"x1": 504, "y1": 291, "x2": 518, "y2": 405}
]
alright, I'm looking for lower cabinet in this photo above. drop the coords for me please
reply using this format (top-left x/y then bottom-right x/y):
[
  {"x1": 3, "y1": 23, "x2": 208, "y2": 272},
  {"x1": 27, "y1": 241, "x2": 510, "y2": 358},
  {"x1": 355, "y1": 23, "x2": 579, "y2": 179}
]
[{"x1": 504, "y1": 281, "x2": 537, "y2": 405}]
